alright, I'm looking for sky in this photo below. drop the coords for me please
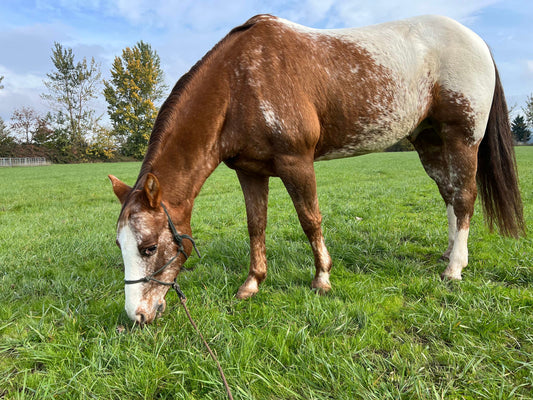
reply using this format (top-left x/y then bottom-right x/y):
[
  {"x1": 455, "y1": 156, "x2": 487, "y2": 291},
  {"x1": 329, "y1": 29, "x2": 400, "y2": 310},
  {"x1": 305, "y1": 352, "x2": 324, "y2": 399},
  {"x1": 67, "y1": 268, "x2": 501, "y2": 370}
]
[{"x1": 0, "y1": 0, "x2": 532, "y2": 124}]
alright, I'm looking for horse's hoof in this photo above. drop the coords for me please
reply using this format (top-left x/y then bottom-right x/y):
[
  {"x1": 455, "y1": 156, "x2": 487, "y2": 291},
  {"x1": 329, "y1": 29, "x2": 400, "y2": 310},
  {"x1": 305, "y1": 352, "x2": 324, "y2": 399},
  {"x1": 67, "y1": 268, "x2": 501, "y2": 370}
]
[
  {"x1": 236, "y1": 282, "x2": 259, "y2": 299},
  {"x1": 440, "y1": 271, "x2": 462, "y2": 281},
  {"x1": 236, "y1": 288, "x2": 258, "y2": 299},
  {"x1": 311, "y1": 278, "x2": 331, "y2": 295},
  {"x1": 312, "y1": 286, "x2": 331, "y2": 295}
]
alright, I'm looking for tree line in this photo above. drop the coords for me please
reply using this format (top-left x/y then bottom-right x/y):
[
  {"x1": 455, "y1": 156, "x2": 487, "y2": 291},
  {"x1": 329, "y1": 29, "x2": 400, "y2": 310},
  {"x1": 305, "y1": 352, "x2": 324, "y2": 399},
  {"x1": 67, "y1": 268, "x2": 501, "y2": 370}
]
[
  {"x1": 511, "y1": 97, "x2": 533, "y2": 144},
  {"x1": 1, "y1": 45, "x2": 532, "y2": 163},
  {"x1": 0, "y1": 41, "x2": 167, "y2": 162}
]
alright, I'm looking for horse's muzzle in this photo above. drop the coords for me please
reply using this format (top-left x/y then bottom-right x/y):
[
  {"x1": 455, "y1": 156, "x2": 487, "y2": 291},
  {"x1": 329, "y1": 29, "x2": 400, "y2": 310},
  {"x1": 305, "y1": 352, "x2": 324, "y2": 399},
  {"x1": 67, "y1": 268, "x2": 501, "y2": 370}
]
[{"x1": 134, "y1": 299, "x2": 166, "y2": 325}]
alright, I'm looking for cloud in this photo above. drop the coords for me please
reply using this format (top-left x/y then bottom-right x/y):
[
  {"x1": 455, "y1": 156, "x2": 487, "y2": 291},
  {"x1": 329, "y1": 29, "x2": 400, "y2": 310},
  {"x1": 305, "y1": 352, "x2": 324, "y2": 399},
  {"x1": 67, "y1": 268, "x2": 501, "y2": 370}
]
[
  {"x1": 1, "y1": 0, "x2": 531, "y2": 121},
  {"x1": 0, "y1": 65, "x2": 48, "y2": 120},
  {"x1": 527, "y1": 60, "x2": 533, "y2": 74},
  {"x1": 92, "y1": 0, "x2": 502, "y2": 31},
  {"x1": 0, "y1": 23, "x2": 69, "y2": 74},
  {"x1": 277, "y1": 0, "x2": 501, "y2": 27},
  {"x1": 0, "y1": 18, "x2": 111, "y2": 120}
]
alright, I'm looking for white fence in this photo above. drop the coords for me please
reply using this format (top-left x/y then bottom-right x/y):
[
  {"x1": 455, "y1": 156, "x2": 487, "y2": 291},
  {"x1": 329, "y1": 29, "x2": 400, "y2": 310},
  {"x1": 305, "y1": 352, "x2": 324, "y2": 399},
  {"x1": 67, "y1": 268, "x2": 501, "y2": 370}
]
[{"x1": 0, "y1": 157, "x2": 51, "y2": 167}]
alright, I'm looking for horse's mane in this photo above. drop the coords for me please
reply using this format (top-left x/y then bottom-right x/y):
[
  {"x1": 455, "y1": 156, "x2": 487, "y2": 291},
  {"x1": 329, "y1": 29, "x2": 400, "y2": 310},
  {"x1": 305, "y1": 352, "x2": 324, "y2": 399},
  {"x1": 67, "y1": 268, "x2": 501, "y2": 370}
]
[{"x1": 136, "y1": 16, "x2": 266, "y2": 184}]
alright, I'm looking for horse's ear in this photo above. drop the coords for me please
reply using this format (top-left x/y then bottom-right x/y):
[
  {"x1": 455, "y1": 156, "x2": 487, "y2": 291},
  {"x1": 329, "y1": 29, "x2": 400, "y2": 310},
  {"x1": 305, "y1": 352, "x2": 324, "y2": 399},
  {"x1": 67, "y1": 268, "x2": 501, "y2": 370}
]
[
  {"x1": 108, "y1": 175, "x2": 131, "y2": 205},
  {"x1": 144, "y1": 173, "x2": 161, "y2": 209}
]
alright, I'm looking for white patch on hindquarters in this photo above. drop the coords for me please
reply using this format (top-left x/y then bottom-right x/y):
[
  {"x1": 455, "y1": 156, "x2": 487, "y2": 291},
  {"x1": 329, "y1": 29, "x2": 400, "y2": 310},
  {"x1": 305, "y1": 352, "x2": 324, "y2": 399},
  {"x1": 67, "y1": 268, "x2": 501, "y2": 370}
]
[{"x1": 117, "y1": 223, "x2": 146, "y2": 321}]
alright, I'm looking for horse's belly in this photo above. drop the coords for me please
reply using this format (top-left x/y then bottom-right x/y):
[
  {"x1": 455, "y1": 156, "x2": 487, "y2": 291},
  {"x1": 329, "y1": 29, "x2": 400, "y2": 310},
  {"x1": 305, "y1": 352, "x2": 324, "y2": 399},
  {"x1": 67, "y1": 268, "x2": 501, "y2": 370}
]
[
  {"x1": 314, "y1": 112, "x2": 418, "y2": 161},
  {"x1": 313, "y1": 69, "x2": 432, "y2": 161}
]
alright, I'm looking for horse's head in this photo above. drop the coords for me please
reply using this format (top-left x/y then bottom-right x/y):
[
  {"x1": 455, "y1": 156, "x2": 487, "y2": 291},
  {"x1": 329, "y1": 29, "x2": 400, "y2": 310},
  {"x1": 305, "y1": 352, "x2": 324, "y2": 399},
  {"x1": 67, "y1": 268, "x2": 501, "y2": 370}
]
[{"x1": 109, "y1": 173, "x2": 190, "y2": 325}]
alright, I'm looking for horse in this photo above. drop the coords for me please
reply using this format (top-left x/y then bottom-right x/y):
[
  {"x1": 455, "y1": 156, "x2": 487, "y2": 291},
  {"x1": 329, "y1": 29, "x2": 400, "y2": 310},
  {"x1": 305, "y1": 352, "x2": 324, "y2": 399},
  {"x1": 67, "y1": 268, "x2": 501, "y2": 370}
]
[{"x1": 109, "y1": 14, "x2": 524, "y2": 325}]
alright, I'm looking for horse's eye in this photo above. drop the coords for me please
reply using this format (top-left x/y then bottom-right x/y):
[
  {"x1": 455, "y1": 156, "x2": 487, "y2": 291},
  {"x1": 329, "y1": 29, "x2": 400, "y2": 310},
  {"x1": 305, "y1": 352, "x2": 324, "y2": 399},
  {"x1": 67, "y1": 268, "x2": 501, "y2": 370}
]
[{"x1": 141, "y1": 245, "x2": 157, "y2": 257}]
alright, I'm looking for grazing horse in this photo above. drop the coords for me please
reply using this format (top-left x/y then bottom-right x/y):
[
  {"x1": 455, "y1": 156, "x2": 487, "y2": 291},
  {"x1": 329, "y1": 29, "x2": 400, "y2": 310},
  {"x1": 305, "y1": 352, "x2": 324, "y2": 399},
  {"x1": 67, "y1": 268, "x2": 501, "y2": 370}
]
[{"x1": 109, "y1": 14, "x2": 524, "y2": 324}]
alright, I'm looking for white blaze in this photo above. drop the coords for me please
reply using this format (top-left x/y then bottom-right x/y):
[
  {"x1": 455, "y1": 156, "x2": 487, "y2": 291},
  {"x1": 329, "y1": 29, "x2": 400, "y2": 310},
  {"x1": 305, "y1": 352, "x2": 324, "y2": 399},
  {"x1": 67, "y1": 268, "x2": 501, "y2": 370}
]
[{"x1": 118, "y1": 223, "x2": 145, "y2": 320}]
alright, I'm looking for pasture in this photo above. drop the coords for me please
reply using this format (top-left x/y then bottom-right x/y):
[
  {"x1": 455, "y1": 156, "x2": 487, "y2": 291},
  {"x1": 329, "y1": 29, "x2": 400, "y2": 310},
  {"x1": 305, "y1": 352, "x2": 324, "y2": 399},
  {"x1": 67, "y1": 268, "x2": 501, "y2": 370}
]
[{"x1": 0, "y1": 148, "x2": 532, "y2": 399}]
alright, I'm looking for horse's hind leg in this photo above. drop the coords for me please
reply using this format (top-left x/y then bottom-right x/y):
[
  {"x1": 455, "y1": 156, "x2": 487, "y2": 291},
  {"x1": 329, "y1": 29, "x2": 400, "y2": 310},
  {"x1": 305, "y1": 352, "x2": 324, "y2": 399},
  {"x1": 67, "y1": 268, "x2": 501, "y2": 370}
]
[
  {"x1": 412, "y1": 125, "x2": 479, "y2": 280},
  {"x1": 440, "y1": 134, "x2": 479, "y2": 280},
  {"x1": 236, "y1": 170, "x2": 269, "y2": 299},
  {"x1": 276, "y1": 156, "x2": 332, "y2": 293},
  {"x1": 412, "y1": 128, "x2": 456, "y2": 258}
]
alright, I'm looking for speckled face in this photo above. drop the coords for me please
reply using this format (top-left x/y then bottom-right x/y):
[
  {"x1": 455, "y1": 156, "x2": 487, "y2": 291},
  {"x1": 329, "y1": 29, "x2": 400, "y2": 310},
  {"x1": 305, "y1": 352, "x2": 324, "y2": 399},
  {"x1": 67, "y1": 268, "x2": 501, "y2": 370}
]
[
  {"x1": 116, "y1": 207, "x2": 178, "y2": 325},
  {"x1": 110, "y1": 173, "x2": 185, "y2": 325}
]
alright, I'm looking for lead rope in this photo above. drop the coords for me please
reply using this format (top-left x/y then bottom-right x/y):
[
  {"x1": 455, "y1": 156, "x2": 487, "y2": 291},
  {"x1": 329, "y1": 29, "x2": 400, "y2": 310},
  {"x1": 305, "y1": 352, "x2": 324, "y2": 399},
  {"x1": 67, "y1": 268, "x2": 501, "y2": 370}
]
[{"x1": 172, "y1": 282, "x2": 234, "y2": 400}]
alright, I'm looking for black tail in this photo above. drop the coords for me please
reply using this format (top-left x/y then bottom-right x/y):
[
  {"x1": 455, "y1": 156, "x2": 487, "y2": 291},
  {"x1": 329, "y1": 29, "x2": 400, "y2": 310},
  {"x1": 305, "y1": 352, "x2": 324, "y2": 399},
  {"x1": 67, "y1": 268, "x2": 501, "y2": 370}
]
[{"x1": 476, "y1": 63, "x2": 525, "y2": 237}]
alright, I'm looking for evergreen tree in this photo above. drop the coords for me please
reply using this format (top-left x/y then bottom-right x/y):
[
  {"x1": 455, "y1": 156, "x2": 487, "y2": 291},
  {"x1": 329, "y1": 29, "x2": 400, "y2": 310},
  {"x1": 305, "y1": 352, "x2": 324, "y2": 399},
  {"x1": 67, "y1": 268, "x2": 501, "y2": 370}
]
[
  {"x1": 41, "y1": 42, "x2": 101, "y2": 152},
  {"x1": 511, "y1": 114, "x2": 531, "y2": 143},
  {"x1": 32, "y1": 116, "x2": 55, "y2": 146},
  {"x1": 103, "y1": 41, "x2": 167, "y2": 159}
]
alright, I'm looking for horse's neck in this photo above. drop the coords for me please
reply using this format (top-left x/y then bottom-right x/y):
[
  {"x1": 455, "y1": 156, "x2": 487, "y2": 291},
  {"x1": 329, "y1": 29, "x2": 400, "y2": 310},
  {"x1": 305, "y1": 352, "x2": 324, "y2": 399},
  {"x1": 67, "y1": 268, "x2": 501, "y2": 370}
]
[
  {"x1": 148, "y1": 140, "x2": 218, "y2": 212},
  {"x1": 146, "y1": 106, "x2": 226, "y2": 218},
  {"x1": 142, "y1": 55, "x2": 230, "y2": 220}
]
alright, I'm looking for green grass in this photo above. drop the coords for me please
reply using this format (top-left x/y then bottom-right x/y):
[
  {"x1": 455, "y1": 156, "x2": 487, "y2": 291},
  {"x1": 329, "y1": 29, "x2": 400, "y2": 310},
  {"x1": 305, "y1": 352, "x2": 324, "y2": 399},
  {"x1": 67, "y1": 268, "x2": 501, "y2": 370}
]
[{"x1": 1, "y1": 148, "x2": 532, "y2": 399}]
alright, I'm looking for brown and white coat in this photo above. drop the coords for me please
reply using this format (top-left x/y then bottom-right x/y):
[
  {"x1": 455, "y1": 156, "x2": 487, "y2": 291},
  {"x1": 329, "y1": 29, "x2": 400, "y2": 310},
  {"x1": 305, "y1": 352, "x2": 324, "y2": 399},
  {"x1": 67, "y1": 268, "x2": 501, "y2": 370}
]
[{"x1": 110, "y1": 15, "x2": 524, "y2": 324}]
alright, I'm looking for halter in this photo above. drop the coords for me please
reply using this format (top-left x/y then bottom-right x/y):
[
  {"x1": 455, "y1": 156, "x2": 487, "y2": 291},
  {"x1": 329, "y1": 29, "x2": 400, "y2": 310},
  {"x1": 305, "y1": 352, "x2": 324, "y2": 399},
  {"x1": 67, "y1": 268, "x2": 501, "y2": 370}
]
[
  {"x1": 120, "y1": 204, "x2": 233, "y2": 399},
  {"x1": 123, "y1": 202, "x2": 201, "y2": 286}
]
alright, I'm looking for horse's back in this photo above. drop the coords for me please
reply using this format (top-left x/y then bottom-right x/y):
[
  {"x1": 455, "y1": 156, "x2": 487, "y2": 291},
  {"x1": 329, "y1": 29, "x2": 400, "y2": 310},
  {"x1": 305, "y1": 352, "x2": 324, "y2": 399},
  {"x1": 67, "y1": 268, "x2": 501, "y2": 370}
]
[
  {"x1": 287, "y1": 14, "x2": 495, "y2": 103},
  {"x1": 222, "y1": 15, "x2": 496, "y2": 161}
]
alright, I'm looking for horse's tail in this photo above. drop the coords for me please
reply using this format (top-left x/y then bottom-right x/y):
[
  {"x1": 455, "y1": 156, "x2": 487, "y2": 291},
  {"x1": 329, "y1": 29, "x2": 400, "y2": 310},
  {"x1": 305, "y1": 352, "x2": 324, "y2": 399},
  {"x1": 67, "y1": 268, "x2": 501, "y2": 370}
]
[{"x1": 476, "y1": 62, "x2": 525, "y2": 237}]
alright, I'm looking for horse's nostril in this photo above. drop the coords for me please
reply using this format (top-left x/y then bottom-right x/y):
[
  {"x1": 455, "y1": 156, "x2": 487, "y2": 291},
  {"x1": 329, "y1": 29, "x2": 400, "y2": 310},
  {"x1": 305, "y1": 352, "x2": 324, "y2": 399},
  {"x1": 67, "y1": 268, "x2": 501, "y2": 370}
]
[
  {"x1": 135, "y1": 312, "x2": 146, "y2": 325},
  {"x1": 156, "y1": 301, "x2": 166, "y2": 314}
]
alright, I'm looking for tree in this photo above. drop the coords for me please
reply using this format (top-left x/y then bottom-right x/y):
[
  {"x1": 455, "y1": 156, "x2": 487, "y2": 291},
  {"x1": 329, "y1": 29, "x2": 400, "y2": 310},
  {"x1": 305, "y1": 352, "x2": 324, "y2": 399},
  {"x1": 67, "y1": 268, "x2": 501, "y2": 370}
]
[
  {"x1": 86, "y1": 125, "x2": 119, "y2": 160},
  {"x1": 0, "y1": 117, "x2": 7, "y2": 136},
  {"x1": 0, "y1": 75, "x2": 4, "y2": 90},
  {"x1": 32, "y1": 116, "x2": 55, "y2": 146},
  {"x1": 10, "y1": 106, "x2": 39, "y2": 143},
  {"x1": 0, "y1": 116, "x2": 16, "y2": 156},
  {"x1": 524, "y1": 94, "x2": 533, "y2": 132},
  {"x1": 41, "y1": 42, "x2": 101, "y2": 151},
  {"x1": 103, "y1": 41, "x2": 167, "y2": 159},
  {"x1": 511, "y1": 115, "x2": 531, "y2": 143}
]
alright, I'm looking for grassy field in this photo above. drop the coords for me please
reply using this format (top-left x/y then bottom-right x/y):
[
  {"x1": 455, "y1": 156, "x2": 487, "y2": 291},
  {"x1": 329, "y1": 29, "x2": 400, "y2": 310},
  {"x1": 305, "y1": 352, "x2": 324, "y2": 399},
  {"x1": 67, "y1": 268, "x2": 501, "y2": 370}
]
[{"x1": 0, "y1": 148, "x2": 532, "y2": 399}]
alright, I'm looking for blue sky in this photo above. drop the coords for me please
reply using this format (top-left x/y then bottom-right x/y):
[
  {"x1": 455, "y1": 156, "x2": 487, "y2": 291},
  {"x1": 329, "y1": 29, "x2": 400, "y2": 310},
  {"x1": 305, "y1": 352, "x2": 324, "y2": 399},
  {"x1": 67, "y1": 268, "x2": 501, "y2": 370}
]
[{"x1": 0, "y1": 0, "x2": 532, "y2": 122}]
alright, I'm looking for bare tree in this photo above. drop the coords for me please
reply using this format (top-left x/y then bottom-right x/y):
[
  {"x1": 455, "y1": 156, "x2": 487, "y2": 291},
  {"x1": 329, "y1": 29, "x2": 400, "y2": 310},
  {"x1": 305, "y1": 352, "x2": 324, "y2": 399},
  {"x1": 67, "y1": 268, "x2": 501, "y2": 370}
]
[{"x1": 10, "y1": 106, "x2": 39, "y2": 143}]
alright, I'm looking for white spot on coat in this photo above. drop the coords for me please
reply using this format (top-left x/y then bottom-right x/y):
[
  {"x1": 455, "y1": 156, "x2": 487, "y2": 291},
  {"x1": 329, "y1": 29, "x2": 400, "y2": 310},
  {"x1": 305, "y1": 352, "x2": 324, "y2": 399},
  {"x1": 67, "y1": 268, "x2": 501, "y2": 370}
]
[{"x1": 260, "y1": 100, "x2": 284, "y2": 134}]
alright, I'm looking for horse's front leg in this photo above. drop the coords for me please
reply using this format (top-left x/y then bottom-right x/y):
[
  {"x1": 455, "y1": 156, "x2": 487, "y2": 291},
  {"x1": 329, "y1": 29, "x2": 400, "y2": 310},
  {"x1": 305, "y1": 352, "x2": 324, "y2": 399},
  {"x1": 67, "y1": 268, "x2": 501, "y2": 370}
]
[
  {"x1": 236, "y1": 171, "x2": 269, "y2": 299},
  {"x1": 277, "y1": 156, "x2": 332, "y2": 294}
]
